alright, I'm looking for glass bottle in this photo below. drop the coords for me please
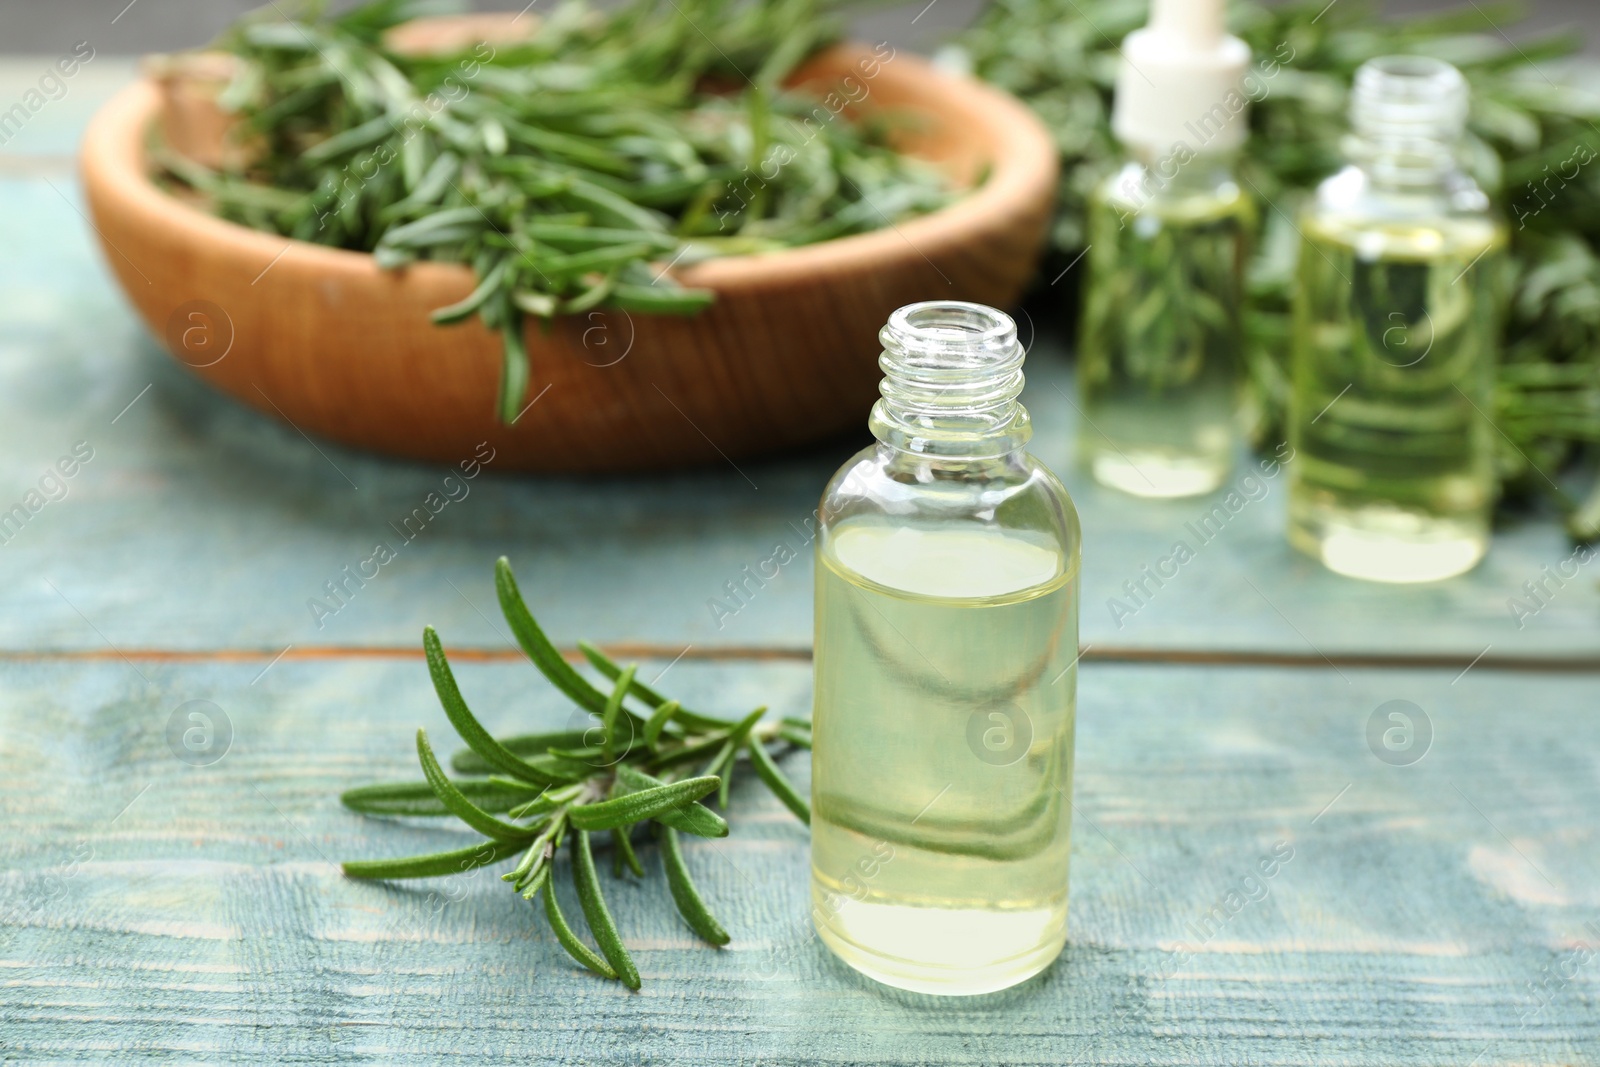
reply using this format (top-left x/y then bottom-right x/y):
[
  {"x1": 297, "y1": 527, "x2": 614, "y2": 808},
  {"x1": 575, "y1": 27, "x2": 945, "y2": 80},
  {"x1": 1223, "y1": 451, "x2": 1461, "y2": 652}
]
[
  {"x1": 1289, "y1": 56, "x2": 1507, "y2": 583},
  {"x1": 1076, "y1": 0, "x2": 1257, "y2": 498},
  {"x1": 811, "y1": 301, "x2": 1081, "y2": 996},
  {"x1": 1077, "y1": 153, "x2": 1256, "y2": 496}
]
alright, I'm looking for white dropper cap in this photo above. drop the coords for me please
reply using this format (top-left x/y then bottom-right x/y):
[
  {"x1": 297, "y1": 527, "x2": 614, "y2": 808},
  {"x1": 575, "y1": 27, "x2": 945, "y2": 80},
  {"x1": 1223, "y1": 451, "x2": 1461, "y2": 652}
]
[{"x1": 1111, "y1": 0, "x2": 1252, "y2": 156}]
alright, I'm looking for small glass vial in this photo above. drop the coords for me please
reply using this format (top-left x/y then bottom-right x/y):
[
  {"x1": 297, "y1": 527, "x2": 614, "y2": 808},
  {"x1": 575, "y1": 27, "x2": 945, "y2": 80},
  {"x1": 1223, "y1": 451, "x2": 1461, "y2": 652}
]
[
  {"x1": 810, "y1": 301, "x2": 1081, "y2": 996},
  {"x1": 1076, "y1": 0, "x2": 1257, "y2": 498},
  {"x1": 1289, "y1": 56, "x2": 1507, "y2": 583},
  {"x1": 1077, "y1": 155, "x2": 1256, "y2": 496}
]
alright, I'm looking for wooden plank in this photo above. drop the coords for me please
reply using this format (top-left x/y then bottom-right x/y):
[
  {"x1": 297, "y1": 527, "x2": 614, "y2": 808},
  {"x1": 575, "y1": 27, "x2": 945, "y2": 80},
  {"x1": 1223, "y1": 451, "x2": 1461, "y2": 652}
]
[{"x1": 2, "y1": 655, "x2": 1596, "y2": 1063}]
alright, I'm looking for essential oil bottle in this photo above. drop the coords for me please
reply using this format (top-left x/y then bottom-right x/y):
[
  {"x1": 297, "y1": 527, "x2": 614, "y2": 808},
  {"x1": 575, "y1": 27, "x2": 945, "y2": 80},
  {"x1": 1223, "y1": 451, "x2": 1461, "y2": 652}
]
[
  {"x1": 1288, "y1": 56, "x2": 1507, "y2": 582},
  {"x1": 1077, "y1": 0, "x2": 1257, "y2": 498},
  {"x1": 810, "y1": 301, "x2": 1081, "y2": 996}
]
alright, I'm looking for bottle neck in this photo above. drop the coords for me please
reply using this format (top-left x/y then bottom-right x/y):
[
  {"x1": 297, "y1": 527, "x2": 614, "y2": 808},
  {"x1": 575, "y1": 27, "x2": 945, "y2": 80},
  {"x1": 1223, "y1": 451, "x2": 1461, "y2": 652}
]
[
  {"x1": 869, "y1": 302, "x2": 1031, "y2": 460},
  {"x1": 1342, "y1": 54, "x2": 1470, "y2": 190},
  {"x1": 1120, "y1": 146, "x2": 1241, "y2": 199},
  {"x1": 1342, "y1": 132, "x2": 1463, "y2": 190}
]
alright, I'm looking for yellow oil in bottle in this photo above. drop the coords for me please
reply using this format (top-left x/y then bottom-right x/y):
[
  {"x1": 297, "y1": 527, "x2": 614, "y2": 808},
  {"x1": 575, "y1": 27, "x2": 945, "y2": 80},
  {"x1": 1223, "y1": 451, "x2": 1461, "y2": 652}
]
[
  {"x1": 811, "y1": 517, "x2": 1078, "y2": 995},
  {"x1": 1287, "y1": 54, "x2": 1509, "y2": 582},
  {"x1": 1289, "y1": 214, "x2": 1506, "y2": 582},
  {"x1": 1077, "y1": 175, "x2": 1255, "y2": 498}
]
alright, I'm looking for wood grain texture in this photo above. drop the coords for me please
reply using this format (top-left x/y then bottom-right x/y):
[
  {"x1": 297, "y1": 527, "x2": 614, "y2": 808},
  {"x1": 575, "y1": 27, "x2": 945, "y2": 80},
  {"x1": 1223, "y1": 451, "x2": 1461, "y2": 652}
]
[
  {"x1": 4, "y1": 53, "x2": 1597, "y2": 1067},
  {"x1": 2, "y1": 657, "x2": 1597, "y2": 1064}
]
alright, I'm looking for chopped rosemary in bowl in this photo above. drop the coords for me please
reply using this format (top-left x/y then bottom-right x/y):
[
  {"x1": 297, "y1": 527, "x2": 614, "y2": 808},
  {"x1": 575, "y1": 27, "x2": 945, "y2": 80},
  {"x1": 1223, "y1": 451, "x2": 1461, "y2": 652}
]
[
  {"x1": 340, "y1": 558, "x2": 810, "y2": 988},
  {"x1": 155, "y1": 0, "x2": 951, "y2": 423}
]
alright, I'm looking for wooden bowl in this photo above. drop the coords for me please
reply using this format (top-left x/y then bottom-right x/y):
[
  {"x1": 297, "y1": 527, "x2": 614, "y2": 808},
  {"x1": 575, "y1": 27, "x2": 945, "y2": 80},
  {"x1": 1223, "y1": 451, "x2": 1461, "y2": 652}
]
[{"x1": 80, "y1": 41, "x2": 1058, "y2": 472}]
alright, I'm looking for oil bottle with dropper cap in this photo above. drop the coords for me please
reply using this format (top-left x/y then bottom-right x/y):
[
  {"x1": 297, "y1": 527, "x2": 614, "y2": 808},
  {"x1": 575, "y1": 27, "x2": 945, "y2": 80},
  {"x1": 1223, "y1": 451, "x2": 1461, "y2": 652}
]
[{"x1": 1077, "y1": 0, "x2": 1257, "y2": 498}]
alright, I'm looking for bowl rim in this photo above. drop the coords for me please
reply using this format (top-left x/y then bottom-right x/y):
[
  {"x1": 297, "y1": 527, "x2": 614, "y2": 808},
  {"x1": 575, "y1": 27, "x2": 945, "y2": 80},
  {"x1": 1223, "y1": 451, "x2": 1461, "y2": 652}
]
[{"x1": 81, "y1": 41, "x2": 1058, "y2": 294}]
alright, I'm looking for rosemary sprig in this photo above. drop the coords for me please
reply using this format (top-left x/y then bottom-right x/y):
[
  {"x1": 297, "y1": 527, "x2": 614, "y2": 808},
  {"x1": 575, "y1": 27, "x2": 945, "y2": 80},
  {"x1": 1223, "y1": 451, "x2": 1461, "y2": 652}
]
[
  {"x1": 961, "y1": 0, "x2": 1600, "y2": 537},
  {"x1": 164, "y1": 0, "x2": 950, "y2": 424},
  {"x1": 340, "y1": 556, "x2": 809, "y2": 988}
]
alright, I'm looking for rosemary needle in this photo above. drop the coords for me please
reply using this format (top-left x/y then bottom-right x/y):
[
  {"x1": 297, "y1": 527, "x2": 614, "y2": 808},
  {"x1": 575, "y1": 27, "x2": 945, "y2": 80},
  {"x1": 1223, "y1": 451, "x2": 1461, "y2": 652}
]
[
  {"x1": 573, "y1": 830, "x2": 641, "y2": 990},
  {"x1": 165, "y1": 0, "x2": 952, "y2": 425},
  {"x1": 340, "y1": 777, "x2": 537, "y2": 817},
  {"x1": 340, "y1": 557, "x2": 808, "y2": 988},
  {"x1": 343, "y1": 838, "x2": 525, "y2": 880},
  {"x1": 660, "y1": 825, "x2": 731, "y2": 946},
  {"x1": 612, "y1": 825, "x2": 644, "y2": 878},
  {"x1": 746, "y1": 737, "x2": 810, "y2": 826},
  {"x1": 415, "y1": 727, "x2": 545, "y2": 842},
  {"x1": 964, "y1": 0, "x2": 1600, "y2": 529},
  {"x1": 450, "y1": 730, "x2": 591, "y2": 774},
  {"x1": 542, "y1": 871, "x2": 618, "y2": 982},
  {"x1": 599, "y1": 665, "x2": 636, "y2": 765}
]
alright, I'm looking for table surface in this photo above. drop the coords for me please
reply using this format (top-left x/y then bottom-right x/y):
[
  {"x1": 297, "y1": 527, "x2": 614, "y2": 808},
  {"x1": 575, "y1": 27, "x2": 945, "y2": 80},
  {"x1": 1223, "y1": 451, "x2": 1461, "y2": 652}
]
[{"x1": 1, "y1": 60, "x2": 1597, "y2": 1066}]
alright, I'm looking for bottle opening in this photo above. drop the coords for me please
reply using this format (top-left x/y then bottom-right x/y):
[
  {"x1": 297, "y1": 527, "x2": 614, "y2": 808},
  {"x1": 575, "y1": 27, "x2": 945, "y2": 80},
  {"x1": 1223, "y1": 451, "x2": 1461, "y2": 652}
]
[
  {"x1": 1369, "y1": 54, "x2": 1456, "y2": 80},
  {"x1": 882, "y1": 301, "x2": 1019, "y2": 364},
  {"x1": 1351, "y1": 55, "x2": 1468, "y2": 142},
  {"x1": 872, "y1": 301, "x2": 1029, "y2": 457}
]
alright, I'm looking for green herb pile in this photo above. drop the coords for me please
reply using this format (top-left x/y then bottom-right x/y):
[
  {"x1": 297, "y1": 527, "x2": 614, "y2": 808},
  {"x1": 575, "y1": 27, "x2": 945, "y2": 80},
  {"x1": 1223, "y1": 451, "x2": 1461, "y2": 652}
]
[
  {"x1": 959, "y1": 0, "x2": 1600, "y2": 537},
  {"x1": 340, "y1": 558, "x2": 810, "y2": 988},
  {"x1": 163, "y1": 0, "x2": 949, "y2": 421}
]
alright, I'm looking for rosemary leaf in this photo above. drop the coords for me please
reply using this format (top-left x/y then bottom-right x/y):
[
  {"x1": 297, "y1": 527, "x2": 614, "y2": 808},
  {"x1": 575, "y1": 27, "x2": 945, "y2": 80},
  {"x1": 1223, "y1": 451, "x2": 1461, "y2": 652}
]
[
  {"x1": 416, "y1": 728, "x2": 543, "y2": 842},
  {"x1": 430, "y1": 257, "x2": 510, "y2": 325},
  {"x1": 450, "y1": 730, "x2": 592, "y2": 775},
  {"x1": 423, "y1": 625, "x2": 550, "y2": 784},
  {"x1": 525, "y1": 224, "x2": 678, "y2": 251},
  {"x1": 704, "y1": 706, "x2": 766, "y2": 809},
  {"x1": 660, "y1": 825, "x2": 731, "y2": 946},
  {"x1": 601, "y1": 664, "x2": 637, "y2": 764},
  {"x1": 541, "y1": 872, "x2": 618, "y2": 982},
  {"x1": 343, "y1": 837, "x2": 523, "y2": 880},
  {"x1": 341, "y1": 778, "x2": 539, "y2": 817},
  {"x1": 777, "y1": 725, "x2": 812, "y2": 750},
  {"x1": 609, "y1": 283, "x2": 715, "y2": 315},
  {"x1": 615, "y1": 765, "x2": 730, "y2": 838},
  {"x1": 648, "y1": 733, "x2": 732, "y2": 772},
  {"x1": 497, "y1": 318, "x2": 530, "y2": 425},
  {"x1": 578, "y1": 640, "x2": 732, "y2": 731},
  {"x1": 544, "y1": 738, "x2": 647, "y2": 764},
  {"x1": 523, "y1": 753, "x2": 592, "y2": 784},
  {"x1": 573, "y1": 831, "x2": 642, "y2": 990},
  {"x1": 643, "y1": 699, "x2": 681, "y2": 749},
  {"x1": 746, "y1": 739, "x2": 811, "y2": 826},
  {"x1": 569, "y1": 776, "x2": 720, "y2": 831},
  {"x1": 495, "y1": 558, "x2": 613, "y2": 715},
  {"x1": 613, "y1": 826, "x2": 644, "y2": 878}
]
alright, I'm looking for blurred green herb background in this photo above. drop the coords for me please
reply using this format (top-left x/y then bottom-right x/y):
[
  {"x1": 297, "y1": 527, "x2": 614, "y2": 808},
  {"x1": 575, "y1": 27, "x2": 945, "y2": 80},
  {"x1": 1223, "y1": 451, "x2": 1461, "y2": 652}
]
[
  {"x1": 156, "y1": 0, "x2": 1600, "y2": 536},
  {"x1": 957, "y1": 0, "x2": 1600, "y2": 538}
]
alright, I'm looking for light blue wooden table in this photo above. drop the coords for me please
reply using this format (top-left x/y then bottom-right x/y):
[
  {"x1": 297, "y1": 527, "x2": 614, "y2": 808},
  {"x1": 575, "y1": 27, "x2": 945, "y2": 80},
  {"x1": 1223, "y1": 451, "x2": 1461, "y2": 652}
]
[{"x1": 1, "y1": 60, "x2": 1597, "y2": 1065}]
